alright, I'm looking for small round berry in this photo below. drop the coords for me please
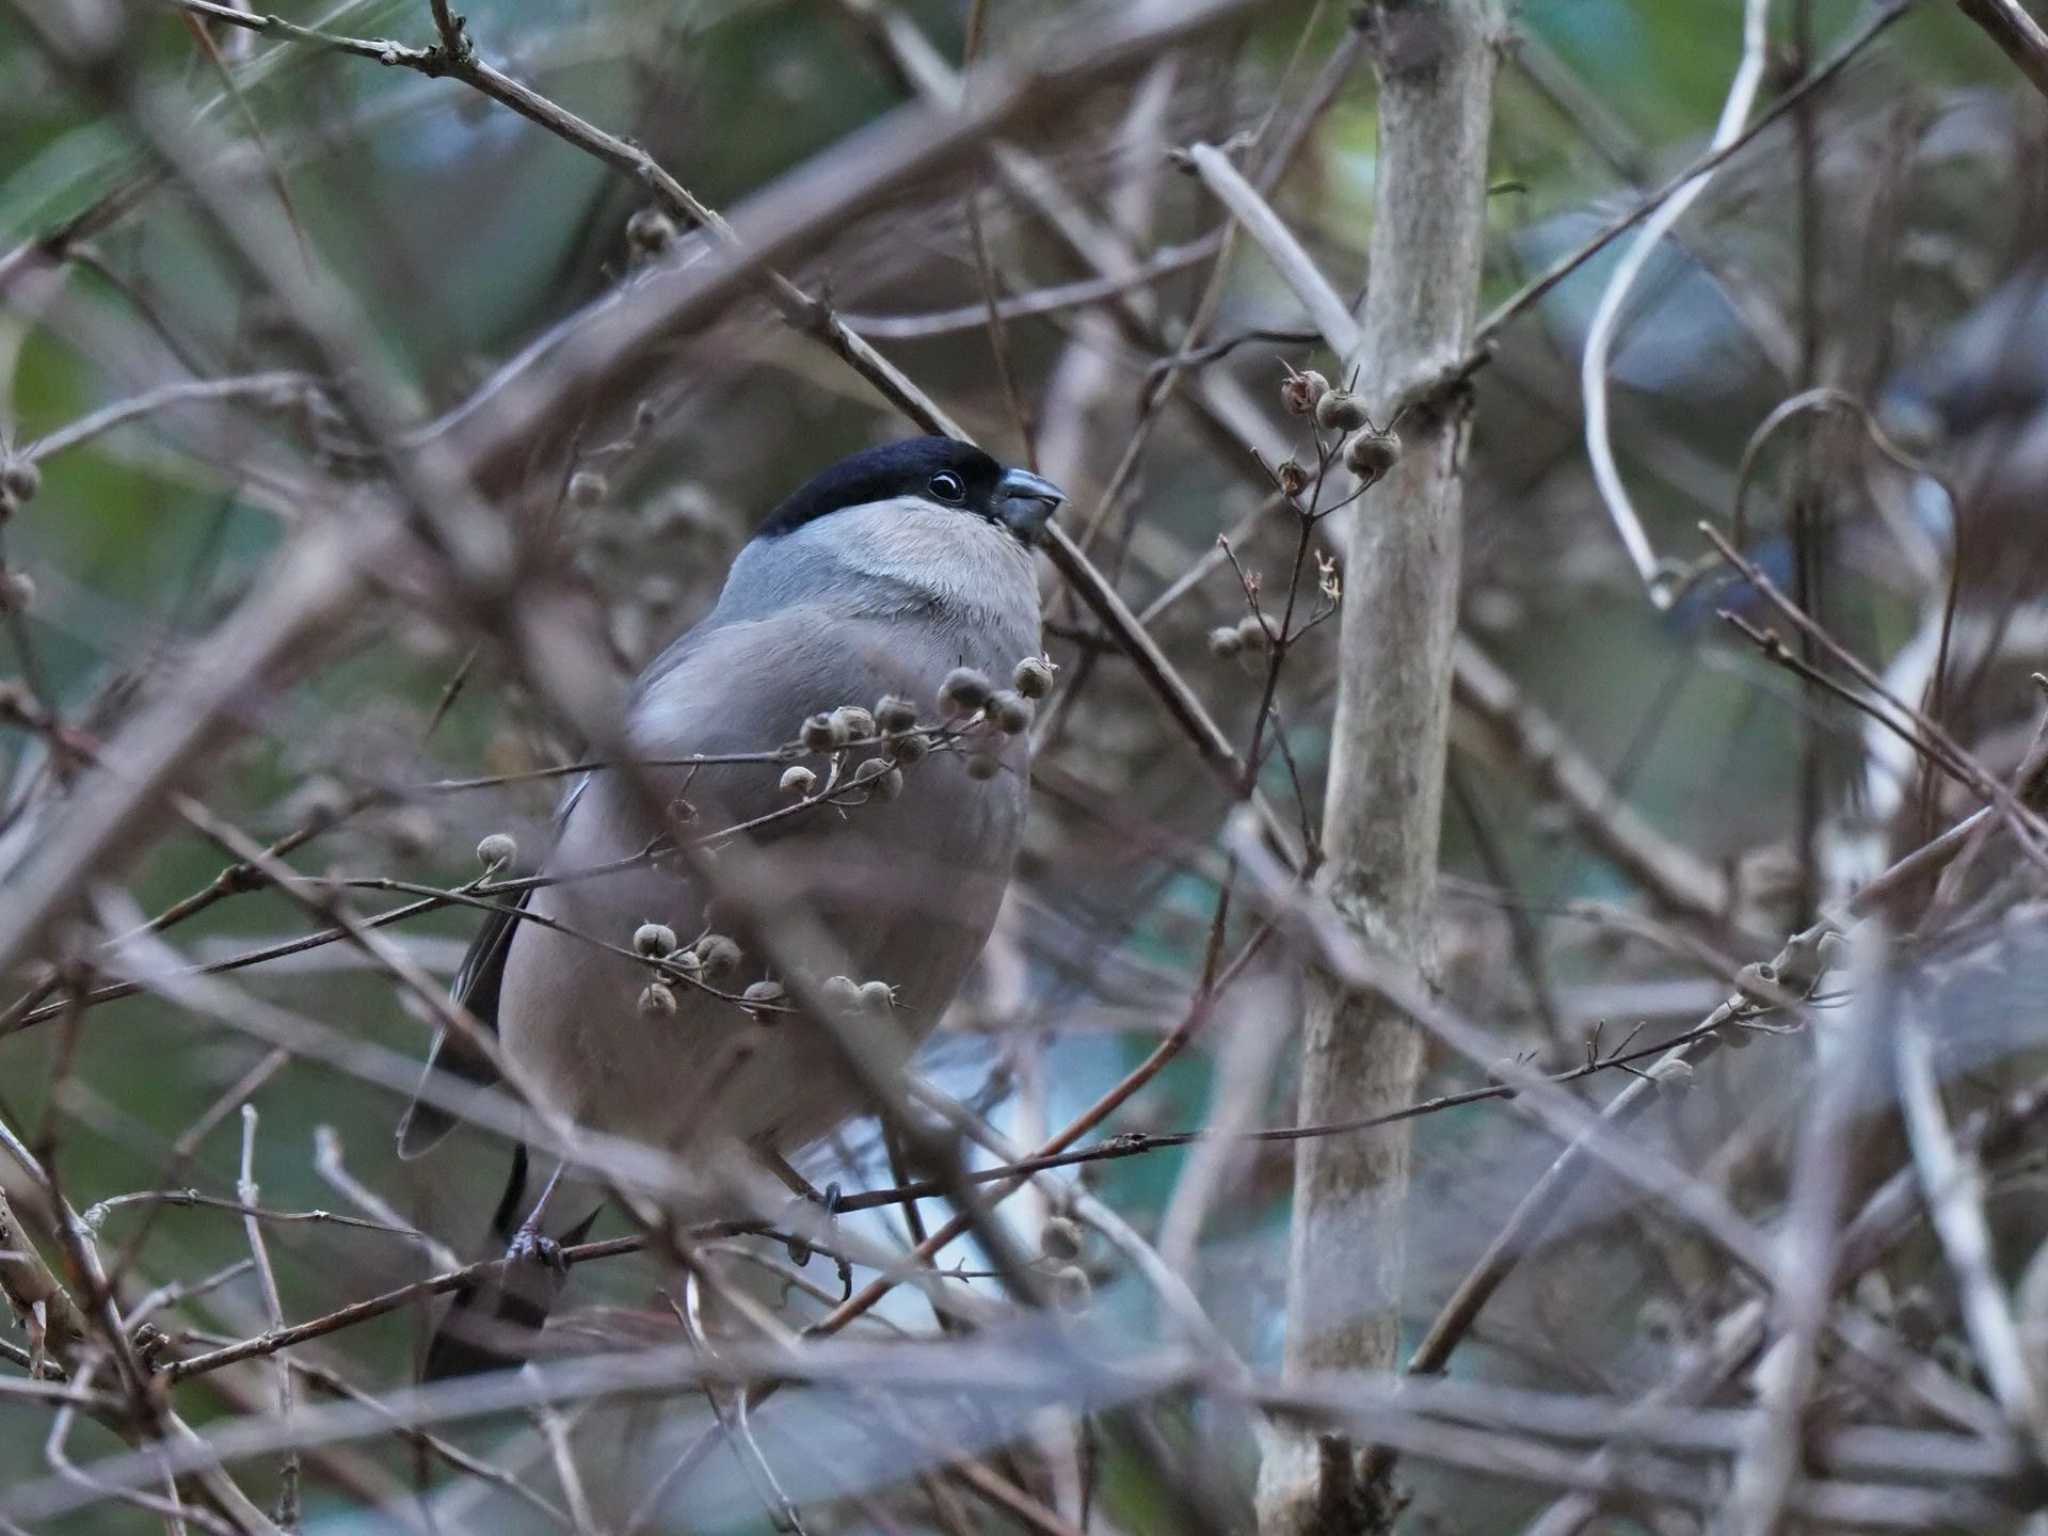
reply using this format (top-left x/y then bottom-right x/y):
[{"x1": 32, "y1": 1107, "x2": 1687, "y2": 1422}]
[
  {"x1": 1207, "y1": 625, "x2": 1243, "y2": 660},
  {"x1": 965, "y1": 750, "x2": 1001, "y2": 781},
  {"x1": 858, "y1": 979, "x2": 896, "y2": 1013},
  {"x1": 668, "y1": 948, "x2": 703, "y2": 974},
  {"x1": 780, "y1": 765, "x2": 817, "y2": 795},
  {"x1": 1040, "y1": 1215, "x2": 1083, "y2": 1262},
  {"x1": 987, "y1": 689, "x2": 1031, "y2": 735},
  {"x1": 1276, "y1": 459, "x2": 1310, "y2": 499},
  {"x1": 567, "y1": 469, "x2": 608, "y2": 508},
  {"x1": 937, "y1": 666, "x2": 993, "y2": 716},
  {"x1": 634, "y1": 922, "x2": 677, "y2": 958},
  {"x1": 638, "y1": 981, "x2": 678, "y2": 1018},
  {"x1": 695, "y1": 933, "x2": 742, "y2": 979},
  {"x1": 876, "y1": 694, "x2": 919, "y2": 733},
  {"x1": 1314, "y1": 389, "x2": 1372, "y2": 433},
  {"x1": 802, "y1": 712, "x2": 846, "y2": 752},
  {"x1": 476, "y1": 832, "x2": 518, "y2": 870},
  {"x1": 1012, "y1": 655, "x2": 1055, "y2": 700},
  {"x1": 883, "y1": 731, "x2": 929, "y2": 765},
  {"x1": 742, "y1": 979, "x2": 785, "y2": 1006},
  {"x1": 822, "y1": 974, "x2": 863, "y2": 1011},
  {"x1": 831, "y1": 705, "x2": 876, "y2": 740},
  {"x1": 1236, "y1": 615, "x2": 1271, "y2": 652}
]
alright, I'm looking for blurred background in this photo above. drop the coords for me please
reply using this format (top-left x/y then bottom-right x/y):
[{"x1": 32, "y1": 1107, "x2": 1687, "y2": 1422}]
[{"x1": 5, "y1": 0, "x2": 2048, "y2": 1530}]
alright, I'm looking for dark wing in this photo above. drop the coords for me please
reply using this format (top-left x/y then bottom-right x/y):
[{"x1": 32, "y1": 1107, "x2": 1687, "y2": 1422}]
[{"x1": 395, "y1": 778, "x2": 593, "y2": 1158}]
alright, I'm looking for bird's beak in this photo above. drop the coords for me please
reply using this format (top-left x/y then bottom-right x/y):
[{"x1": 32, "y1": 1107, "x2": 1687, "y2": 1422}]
[{"x1": 994, "y1": 467, "x2": 1065, "y2": 543}]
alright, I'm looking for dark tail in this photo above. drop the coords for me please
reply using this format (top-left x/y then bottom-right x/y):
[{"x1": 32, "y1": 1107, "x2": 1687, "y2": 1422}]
[{"x1": 421, "y1": 1147, "x2": 598, "y2": 1380}]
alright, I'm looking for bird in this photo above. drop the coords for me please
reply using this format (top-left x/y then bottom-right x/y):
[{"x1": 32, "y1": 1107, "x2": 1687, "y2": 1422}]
[{"x1": 396, "y1": 436, "x2": 1064, "y2": 1377}]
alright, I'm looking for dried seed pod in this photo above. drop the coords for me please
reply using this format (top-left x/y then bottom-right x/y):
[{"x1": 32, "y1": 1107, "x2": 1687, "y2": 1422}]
[
  {"x1": 851, "y1": 756, "x2": 892, "y2": 785},
  {"x1": 780, "y1": 764, "x2": 817, "y2": 795},
  {"x1": 1052, "y1": 1265, "x2": 1093, "y2": 1313},
  {"x1": 1277, "y1": 459, "x2": 1310, "y2": 499},
  {"x1": 858, "y1": 980, "x2": 895, "y2": 1013},
  {"x1": 938, "y1": 666, "x2": 993, "y2": 716},
  {"x1": 873, "y1": 766, "x2": 905, "y2": 801},
  {"x1": 638, "y1": 981, "x2": 678, "y2": 1018},
  {"x1": 832, "y1": 705, "x2": 876, "y2": 739},
  {"x1": 1344, "y1": 427, "x2": 1401, "y2": 485},
  {"x1": 1, "y1": 458, "x2": 40, "y2": 505},
  {"x1": 801, "y1": 712, "x2": 846, "y2": 752},
  {"x1": 742, "y1": 979, "x2": 785, "y2": 1007},
  {"x1": 1314, "y1": 389, "x2": 1372, "y2": 433},
  {"x1": 1236, "y1": 614, "x2": 1271, "y2": 652},
  {"x1": 1040, "y1": 1215, "x2": 1083, "y2": 1263},
  {"x1": 567, "y1": 469, "x2": 608, "y2": 508},
  {"x1": 695, "y1": 933, "x2": 742, "y2": 980},
  {"x1": 1012, "y1": 655, "x2": 1055, "y2": 700},
  {"x1": 625, "y1": 206, "x2": 677, "y2": 254},
  {"x1": 1207, "y1": 625, "x2": 1243, "y2": 660},
  {"x1": 987, "y1": 689, "x2": 1032, "y2": 735},
  {"x1": 876, "y1": 694, "x2": 919, "y2": 733},
  {"x1": 884, "y1": 730, "x2": 929, "y2": 765},
  {"x1": 1279, "y1": 367, "x2": 1329, "y2": 417},
  {"x1": 668, "y1": 948, "x2": 703, "y2": 974},
  {"x1": 476, "y1": 833, "x2": 518, "y2": 870},
  {"x1": 634, "y1": 922, "x2": 677, "y2": 958}
]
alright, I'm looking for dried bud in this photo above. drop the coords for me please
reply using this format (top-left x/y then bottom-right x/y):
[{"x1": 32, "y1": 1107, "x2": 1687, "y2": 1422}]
[
  {"x1": 1343, "y1": 428, "x2": 1401, "y2": 485},
  {"x1": 1052, "y1": 1264, "x2": 1093, "y2": 1313},
  {"x1": 695, "y1": 933, "x2": 742, "y2": 979},
  {"x1": 1012, "y1": 655, "x2": 1055, "y2": 700},
  {"x1": 822, "y1": 974, "x2": 863, "y2": 1011},
  {"x1": 876, "y1": 695, "x2": 919, "y2": 733},
  {"x1": 1040, "y1": 1215, "x2": 1083, "y2": 1262},
  {"x1": 638, "y1": 981, "x2": 677, "y2": 1018},
  {"x1": 884, "y1": 730, "x2": 929, "y2": 765},
  {"x1": 859, "y1": 979, "x2": 895, "y2": 1013},
  {"x1": 566, "y1": 469, "x2": 608, "y2": 508},
  {"x1": 780, "y1": 764, "x2": 817, "y2": 795},
  {"x1": 938, "y1": 666, "x2": 993, "y2": 716},
  {"x1": 1648, "y1": 1058, "x2": 1694, "y2": 1092},
  {"x1": 1206, "y1": 625, "x2": 1243, "y2": 660},
  {"x1": 634, "y1": 922, "x2": 677, "y2": 957},
  {"x1": 1236, "y1": 614, "x2": 1271, "y2": 652},
  {"x1": 987, "y1": 689, "x2": 1032, "y2": 735},
  {"x1": 0, "y1": 570, "x2": 33, "y2": 613},
  {"x1": 742, "y1": 979, "x2": 785, "y2": 1007},
  {"x1": 1279, "y1": 367, "x2": 1329, "y2": 417},
  {"x1": 1314, "y1": 389, "x2": 1372, "y2": 433},
  {"x1": 1, "y1": 458, "x2": 40, "y2": 504},
  {"x1": 832, "y1": 705, "x2": 876, "y2": 739},
  {"x1": 1276, "y1": 459, "x2": 1310, "y2": 499},
  {"x1": 625, "y1": 205, "x2": 677, "y2": 253},
  {"x1": 965, "y1": 749, "x2": 1002, "y2": 781},
  {"x1": 802, "y1": 712, "x2": 846, "y2": 752},
  {"x1": 476, "y1": 832, "x2": 518, "y2": 870}
]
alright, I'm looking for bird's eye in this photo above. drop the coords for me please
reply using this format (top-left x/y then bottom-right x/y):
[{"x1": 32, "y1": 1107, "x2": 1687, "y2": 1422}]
[{"x1": 928, "y1": 471, "x2": 966, "y2": 503}]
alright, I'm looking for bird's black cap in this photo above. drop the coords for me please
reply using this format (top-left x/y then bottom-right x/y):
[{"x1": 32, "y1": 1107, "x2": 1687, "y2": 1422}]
[{"x1": 757, "y1": 437, "x2": 1060, "y2": 542}]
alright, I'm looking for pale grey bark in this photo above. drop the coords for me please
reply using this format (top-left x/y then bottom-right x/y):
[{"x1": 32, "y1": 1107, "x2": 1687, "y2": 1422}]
[{"x1": 1257, "y1": 5, "x2": 1502, "y2": 1531}]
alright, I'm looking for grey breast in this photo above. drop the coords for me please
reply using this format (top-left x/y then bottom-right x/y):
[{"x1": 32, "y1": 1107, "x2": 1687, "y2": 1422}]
[{"x1": 494, "y1": 509, "x2": 1040, "y2": 1163}]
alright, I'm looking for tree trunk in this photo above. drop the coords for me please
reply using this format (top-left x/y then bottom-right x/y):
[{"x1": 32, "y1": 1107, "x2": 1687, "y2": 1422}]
[{"x1": 1257, "y1": 5, "x2": 1501, "y2": 1532}]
